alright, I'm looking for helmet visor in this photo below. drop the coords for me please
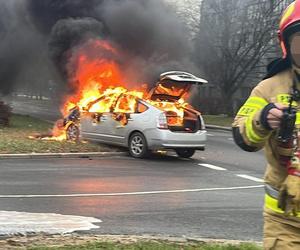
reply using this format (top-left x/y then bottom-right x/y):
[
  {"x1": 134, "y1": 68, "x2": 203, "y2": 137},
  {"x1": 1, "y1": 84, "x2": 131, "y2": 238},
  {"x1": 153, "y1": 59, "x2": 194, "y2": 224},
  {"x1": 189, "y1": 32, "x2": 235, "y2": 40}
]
[{"x1": 290, "y1": 33, "x2": 300, "y2": 67}]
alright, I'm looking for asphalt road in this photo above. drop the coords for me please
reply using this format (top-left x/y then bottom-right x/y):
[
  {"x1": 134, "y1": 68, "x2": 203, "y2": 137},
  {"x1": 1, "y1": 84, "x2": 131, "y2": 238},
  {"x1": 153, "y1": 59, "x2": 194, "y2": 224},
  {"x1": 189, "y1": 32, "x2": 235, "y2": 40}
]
[
  {"x1": 0, "y1": 97, "x2": 268, "y2": 240},
  {"x1": 0, "y1": 129, "x2": 267, "y2": 241}
]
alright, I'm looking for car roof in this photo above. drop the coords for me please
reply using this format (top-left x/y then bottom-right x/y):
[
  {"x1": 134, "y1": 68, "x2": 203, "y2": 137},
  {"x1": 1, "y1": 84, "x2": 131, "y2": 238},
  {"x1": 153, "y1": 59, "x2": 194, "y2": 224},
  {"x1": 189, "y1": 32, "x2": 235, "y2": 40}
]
[{"x1": 160, "y1": 71, "x2": 208, "y2": 85}]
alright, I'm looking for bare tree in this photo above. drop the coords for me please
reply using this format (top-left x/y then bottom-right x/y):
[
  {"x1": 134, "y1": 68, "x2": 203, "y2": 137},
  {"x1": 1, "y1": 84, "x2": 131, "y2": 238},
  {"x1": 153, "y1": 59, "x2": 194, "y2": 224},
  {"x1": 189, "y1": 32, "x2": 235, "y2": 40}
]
[
  {"x1": 165, "y1": 0, "x2": 203, "y2": 37},
  {"x1": 194, "y1": 0, "x2": 289, "y2": 115}
]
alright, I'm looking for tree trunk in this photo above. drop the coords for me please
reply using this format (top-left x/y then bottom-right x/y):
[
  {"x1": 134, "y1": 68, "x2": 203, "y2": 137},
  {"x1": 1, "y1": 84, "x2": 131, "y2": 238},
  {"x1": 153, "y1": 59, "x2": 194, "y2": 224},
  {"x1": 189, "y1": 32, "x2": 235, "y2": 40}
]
[{"x1": 221, "y1": 93, "x2": 234, "y2": 116}]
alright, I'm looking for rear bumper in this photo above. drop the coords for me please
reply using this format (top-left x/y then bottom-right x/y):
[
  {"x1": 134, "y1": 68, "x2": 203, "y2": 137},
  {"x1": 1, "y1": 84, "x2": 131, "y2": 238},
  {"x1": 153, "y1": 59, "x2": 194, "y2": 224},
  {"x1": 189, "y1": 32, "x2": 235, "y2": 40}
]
[{"x1": 145, "y1": 129, "x2": 207, "y2": 150}]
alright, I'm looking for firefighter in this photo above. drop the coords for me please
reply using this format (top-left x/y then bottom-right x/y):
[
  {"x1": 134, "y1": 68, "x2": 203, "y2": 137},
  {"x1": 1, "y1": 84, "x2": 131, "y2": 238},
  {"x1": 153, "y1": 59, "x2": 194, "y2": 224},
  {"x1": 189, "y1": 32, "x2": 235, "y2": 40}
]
[{"x1": 232, "y1": 1, "x2": 300, "y2": 249}]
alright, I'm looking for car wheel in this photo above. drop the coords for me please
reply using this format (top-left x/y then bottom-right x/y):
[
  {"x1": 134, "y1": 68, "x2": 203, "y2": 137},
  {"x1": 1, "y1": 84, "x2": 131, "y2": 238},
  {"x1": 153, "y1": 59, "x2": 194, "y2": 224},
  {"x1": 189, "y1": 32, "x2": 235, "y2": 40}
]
[
  {"x1": 66, "y1": 123, "x2": 79, "y2": 141},
  {"x1": 175, "y1": 149, "x2": 195, "y2": 158},
  {"x1": 129, "y1": 132, "x2": 149, "y2": 158}
]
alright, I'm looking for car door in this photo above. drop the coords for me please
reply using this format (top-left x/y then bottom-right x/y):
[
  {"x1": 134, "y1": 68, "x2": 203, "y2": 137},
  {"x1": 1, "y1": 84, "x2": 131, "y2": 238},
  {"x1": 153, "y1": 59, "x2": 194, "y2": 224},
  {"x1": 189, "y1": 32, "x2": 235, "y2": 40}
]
[
  {"x1": 80, "y1": 95, "x2": 116, "y2": 143},
  {"x1": 93, "y1": 112, "x2": 117, "y2": 143},
  {"x1": 80, "y1": 111, "x2": 96, "y2": 138},
  {"x1": 112, "y1": 97, "x2": 150, "y2": 146},
  {"x1": 80, "y1": 111, "x2": 113, "y2": 142},
  {"x1": 108, "y1": 94, "x2": 138, "y2": 145}
]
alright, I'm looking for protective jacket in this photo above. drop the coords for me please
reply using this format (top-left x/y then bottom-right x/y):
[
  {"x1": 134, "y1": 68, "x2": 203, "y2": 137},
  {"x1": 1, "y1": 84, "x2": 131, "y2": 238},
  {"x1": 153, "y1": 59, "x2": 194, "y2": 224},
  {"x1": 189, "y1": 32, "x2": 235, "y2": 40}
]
[{"x1": 232, "y1": 68, "x2": 300, "y2": 221}]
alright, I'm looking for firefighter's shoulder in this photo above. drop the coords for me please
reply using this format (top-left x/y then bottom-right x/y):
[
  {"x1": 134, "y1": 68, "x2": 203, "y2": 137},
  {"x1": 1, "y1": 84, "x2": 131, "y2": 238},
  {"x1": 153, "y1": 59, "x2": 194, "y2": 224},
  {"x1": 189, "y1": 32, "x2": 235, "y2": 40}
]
[{"x1": 251, "y1": 69, "x2": 292, "y2": 99}]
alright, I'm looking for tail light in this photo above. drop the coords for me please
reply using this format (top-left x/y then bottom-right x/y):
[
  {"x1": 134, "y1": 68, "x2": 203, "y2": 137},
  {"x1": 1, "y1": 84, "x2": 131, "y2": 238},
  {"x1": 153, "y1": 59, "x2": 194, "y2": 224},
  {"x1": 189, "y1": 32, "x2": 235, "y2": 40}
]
[
  {"x1": 199, "y1": 115, "x2": 206, "y2": 130},
  {"x1": 157, "y1": 113, "x2": 168, "y2": 129}
]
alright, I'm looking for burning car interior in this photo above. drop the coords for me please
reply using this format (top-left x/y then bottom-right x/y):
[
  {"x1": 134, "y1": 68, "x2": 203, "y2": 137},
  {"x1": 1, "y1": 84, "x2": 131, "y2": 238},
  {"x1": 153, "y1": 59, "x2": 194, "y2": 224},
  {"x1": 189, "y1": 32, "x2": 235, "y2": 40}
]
[{"x1": 64, "y1": 77, "x2": 204, "y2": 136}]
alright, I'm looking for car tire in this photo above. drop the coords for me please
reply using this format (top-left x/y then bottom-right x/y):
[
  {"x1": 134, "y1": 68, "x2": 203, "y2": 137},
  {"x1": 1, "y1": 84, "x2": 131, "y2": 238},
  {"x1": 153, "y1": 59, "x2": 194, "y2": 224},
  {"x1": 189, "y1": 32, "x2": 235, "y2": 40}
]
[
  {"x1": 129, "y1": 132, "x2": 149, "y2": 158},
  {"x1": 66, "y1": 123, "x2": 79, "y2": 142},
  {"x1": 175, "y1": 149, "x2": 195, "y2": 158}
]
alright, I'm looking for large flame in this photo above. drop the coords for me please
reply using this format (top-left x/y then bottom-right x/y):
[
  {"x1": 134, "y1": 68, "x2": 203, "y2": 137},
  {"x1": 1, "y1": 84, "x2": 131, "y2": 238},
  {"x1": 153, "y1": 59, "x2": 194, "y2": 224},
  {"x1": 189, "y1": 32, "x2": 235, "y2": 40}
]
[
  {"x1": 40, "y1": 39, "x2": 189, "y2": 141},
  {"x1": 61, "y1": 40, "x2": 129, "y2": 114}
]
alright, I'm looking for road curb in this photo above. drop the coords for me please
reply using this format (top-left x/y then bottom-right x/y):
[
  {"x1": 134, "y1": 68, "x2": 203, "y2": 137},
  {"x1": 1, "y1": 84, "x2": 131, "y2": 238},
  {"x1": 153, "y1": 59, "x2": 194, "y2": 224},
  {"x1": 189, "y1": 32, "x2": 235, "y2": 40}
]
[
  {"x1": 206, "y1": 124, "x2": 232, "y2": 131},
  {"x1": 0, "y1": 151, "x2": 127, "y2": 160}
]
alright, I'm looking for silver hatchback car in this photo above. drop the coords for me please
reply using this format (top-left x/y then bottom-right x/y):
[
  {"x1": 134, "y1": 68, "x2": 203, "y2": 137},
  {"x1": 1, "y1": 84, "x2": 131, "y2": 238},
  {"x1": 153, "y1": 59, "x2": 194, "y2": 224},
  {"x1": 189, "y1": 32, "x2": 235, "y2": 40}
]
[{"x1": 65, "y1": 71, "x2": 207, "y2": 158}]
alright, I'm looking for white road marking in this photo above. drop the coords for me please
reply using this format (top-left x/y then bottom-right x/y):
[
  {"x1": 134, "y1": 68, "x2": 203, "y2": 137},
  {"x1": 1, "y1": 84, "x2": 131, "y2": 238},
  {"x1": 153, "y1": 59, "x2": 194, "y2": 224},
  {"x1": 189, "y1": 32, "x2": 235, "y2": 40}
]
[
  {"x1": 0, "y1": 185, "x2": 263, "y2": 198},
  {"x1": 228, "y1": 138, "x2": 234, "y2": 141},
  {"x1": 0, "y1": 211, "x2": 101, "y2": 235},
  {"x1": 198, "y1": 163, "x2": 227, "y2": 171},
  {"x1": 236, "y1": 174, "x2": 264, "y2": 183},
  {"x1": 207, "y1": 134, "x2": 214, "y2": 136}
]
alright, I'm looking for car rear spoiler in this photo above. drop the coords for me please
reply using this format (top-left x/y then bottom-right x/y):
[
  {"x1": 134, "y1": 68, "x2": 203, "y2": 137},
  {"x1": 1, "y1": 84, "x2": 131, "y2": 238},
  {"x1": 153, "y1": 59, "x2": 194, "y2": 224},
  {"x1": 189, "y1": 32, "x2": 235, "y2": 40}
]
[{"x1": 160, "y1": 71, "x2": 208, "y2": 85}]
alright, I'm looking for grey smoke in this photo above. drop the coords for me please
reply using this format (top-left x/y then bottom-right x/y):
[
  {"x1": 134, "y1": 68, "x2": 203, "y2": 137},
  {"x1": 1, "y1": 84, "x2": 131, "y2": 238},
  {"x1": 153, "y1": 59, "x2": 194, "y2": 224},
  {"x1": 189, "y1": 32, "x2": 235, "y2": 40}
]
[
  {"x1": 101, "y1": 0, "x2": 188, "y2": 59},
  {"x1": 0, "y1": 0, "x2": 23, "y2": 95},
  {"x1": 0, "y1": 0, "x2": 61, "y2": 96},
  {"x1": 100, "y1": 0, "x2": 195, "y2": 85}
]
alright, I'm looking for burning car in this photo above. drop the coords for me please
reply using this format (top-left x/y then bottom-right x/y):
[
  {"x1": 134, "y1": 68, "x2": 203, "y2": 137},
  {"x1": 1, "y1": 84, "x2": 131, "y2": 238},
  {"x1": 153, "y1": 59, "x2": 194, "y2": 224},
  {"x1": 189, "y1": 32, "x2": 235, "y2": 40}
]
[{"x1": 63, "y1": 71, "x2": 207, "y2": 158}]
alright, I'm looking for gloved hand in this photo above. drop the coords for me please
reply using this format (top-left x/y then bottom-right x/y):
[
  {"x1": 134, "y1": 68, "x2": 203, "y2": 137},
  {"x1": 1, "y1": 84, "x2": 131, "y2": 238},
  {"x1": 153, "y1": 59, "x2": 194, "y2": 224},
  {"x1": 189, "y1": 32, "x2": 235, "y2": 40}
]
[
  {"x1": 260, "y1": 103, "x2": 286, "y2": 130},
  {"x1": 278, "y1": 174, "x2": 300, "y2": 216}
]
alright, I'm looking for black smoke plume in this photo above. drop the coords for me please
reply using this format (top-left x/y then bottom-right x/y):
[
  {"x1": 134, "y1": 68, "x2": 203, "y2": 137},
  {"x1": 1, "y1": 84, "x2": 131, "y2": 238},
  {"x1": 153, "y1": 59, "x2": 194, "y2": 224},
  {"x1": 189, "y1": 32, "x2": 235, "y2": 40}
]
[
  {"x1": 27, "y1": 0, "x2": 103, "y2": 34},
  {"x1": 49, "y1": 17, "x2": 104, "y2": 77},
  {"x1": 0, "y1": 0, "x2": 194, "y2": 96}
]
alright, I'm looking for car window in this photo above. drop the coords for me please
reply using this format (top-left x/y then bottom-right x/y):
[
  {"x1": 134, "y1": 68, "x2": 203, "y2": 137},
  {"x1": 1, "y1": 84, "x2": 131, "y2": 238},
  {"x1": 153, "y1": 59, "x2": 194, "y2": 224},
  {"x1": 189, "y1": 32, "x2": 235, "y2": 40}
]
[
  {"x1": 88, "y1": 94, "x2": 117, "y2": 113},
  {"x1": 137, "y1": 102, "x2": 148, "y2": 113},
  {"x1": 114, "y1": 94, "x2": 137, "y2": 113}
]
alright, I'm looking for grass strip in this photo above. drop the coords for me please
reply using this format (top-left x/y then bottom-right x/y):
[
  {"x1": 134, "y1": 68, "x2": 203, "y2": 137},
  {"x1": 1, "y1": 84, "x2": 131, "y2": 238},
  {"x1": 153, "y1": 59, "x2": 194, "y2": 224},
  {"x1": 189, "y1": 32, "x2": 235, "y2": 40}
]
[
  {"x1": 29, "y1": 241, "x2": 262, "y2": 250},
  {"x1": 0, "y1": 114, "x2": 116, "y2": 154},
  {"x1": 202, "y1": 115, "x2": 233, "y2": 127}
]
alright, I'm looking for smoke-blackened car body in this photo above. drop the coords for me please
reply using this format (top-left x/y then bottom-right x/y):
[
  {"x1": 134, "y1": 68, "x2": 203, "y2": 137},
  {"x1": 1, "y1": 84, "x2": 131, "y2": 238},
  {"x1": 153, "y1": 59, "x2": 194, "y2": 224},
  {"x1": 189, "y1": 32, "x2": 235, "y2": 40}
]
[{"x1": 64, "y1": 72, "x2": 208, "y2": 158}]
